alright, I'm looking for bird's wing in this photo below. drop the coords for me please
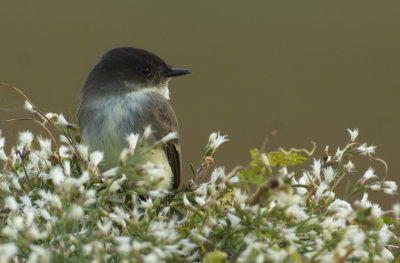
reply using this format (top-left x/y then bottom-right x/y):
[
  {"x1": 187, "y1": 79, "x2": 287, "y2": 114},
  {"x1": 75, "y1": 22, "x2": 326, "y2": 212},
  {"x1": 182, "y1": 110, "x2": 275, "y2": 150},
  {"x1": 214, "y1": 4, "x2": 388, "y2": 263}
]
[{"x1": 155, "y1": 100, "x2": 181, "y2": 190}]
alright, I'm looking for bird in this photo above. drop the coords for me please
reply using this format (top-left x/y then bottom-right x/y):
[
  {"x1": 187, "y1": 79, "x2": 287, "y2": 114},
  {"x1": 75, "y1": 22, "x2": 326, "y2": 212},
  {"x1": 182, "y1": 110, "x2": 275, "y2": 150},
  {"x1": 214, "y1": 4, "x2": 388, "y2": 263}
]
[{"x1": 77, "y1": 47, "x2": 190, "y2": 190}]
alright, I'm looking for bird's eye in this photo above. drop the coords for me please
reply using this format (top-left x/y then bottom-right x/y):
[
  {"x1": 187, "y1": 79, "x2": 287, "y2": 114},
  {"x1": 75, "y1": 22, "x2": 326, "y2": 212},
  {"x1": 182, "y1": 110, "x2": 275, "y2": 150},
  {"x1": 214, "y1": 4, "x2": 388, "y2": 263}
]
[{"x1": 139, "y1": 66, "x2": 151, "y2": 75}]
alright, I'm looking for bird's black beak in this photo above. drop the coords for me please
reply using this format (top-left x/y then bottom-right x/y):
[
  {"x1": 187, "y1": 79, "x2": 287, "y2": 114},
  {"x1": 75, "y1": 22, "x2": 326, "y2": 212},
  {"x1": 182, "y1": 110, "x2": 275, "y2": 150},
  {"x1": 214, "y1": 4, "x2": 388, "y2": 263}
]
[{"x1": 166, "y1": 68, "x2": 191, "y2": 77}]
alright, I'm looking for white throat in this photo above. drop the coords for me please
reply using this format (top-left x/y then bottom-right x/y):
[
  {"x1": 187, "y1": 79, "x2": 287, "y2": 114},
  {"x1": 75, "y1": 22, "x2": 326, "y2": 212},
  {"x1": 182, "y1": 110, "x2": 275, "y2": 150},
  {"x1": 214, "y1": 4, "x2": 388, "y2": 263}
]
[{"x1": 123, "y1": 81, "x2": 170, "y2": 100}]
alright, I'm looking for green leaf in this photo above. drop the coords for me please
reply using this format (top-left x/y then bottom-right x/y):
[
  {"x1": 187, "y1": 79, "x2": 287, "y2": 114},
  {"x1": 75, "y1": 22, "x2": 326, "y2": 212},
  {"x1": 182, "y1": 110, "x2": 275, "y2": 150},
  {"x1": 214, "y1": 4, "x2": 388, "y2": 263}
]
[
  {"x1": 382, "y1": 217, "x2": 393, "y2": 224},
  {"x1": 250, "y1": 148, "x2": 260, "y2": 160},
  {"x1": 189, "y1": 163, "x2": 196, "y2": 175},
  {"x1": 267, "y1": 152, "x2": 308, "y2": 167},
  {"x1": 248, "y1": 172, "x2": 265, "y2": 186},
  {"x1": 203, "y1": 251, "x2": 227, "y2": 263}
]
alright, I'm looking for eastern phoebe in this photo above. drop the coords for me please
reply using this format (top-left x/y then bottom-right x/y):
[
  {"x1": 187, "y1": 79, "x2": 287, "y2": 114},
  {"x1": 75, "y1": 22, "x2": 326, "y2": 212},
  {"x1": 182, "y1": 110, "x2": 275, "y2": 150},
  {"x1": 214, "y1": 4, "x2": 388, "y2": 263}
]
[{"x1": 78, "y1": 47, "x2": 190, "y2": 190}]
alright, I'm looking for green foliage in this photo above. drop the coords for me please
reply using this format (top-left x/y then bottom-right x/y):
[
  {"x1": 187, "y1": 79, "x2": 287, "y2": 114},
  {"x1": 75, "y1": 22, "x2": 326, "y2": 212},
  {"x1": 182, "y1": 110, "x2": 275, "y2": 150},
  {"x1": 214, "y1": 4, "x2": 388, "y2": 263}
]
[{"x1": 0, "y1": 100, "x2": 399, "y2": 262}]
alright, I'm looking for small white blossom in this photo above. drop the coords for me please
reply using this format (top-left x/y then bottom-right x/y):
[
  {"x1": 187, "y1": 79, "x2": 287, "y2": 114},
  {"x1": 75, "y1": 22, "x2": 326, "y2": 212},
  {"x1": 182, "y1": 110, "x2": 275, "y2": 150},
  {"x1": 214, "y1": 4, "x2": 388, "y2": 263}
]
[
  {"x1": 0, "y1": 181, "x2": 10, "y2": 192},
  {"x1": 103, "y1": 167, "x2": 119, "y2": 178},
  {"x1": 183, "y1": 194, "x2": 193, "y2": 208},
  {"x1": 139, "y1": 198, "x2": 153, "y2": 210},
  {"x1": 77, "y1": 144, "x2": 89, "y2": 161},
  {"x1": 315, "y1": 182, "x2": 329, "y2": 201},
  {"x1": 37, "y1": 137, "x2": 52, "y2": 158},
  {"x1": 84, "y1": 189, "x2": 97, "y2": 206},
  {"x1": 343, "y1": 160, "x2": 355, "y2": 172},
  {"x1": 0, "y1": 243, "x2": 18, "y2": 263},
  {"x1": 67, "y1": 205, "x2": 84, "y2": 221},
  {"x1": 194, "y1": 196, "x2": 206, "y2": 206},
  {"x1": 143, "y1": 125, "x2": 152, "y2": 139},
  {"x1": 208, "y1": 132, "x2": 228, "y2": 151},
  {"x1": 50, "y1": 166, "x2": 65, "y2": 186},
  {"x1": 323, "y1": 167, "x2": 335, "y2": 184},
  {"x1": 383, "y1": 181, "x2": 397, "y2": 195},
  {"x1": 59, "y1": 145, "x2": 71, "y2": 159},
  {"x1": 357, "y1": 143, "x2": 376, "y2": 156},
  {"x1": 378, "y1": 224, "x2": 392, "y2": 245},
  {"x1": 312, "y1": 159, "x2": 322, "y2": 183},
  {"x1": 18, "y1": 131, "x2": 34, "y2": 148},
  {"x1": 89, "y1": 151, "x2": 104, "y2": 167},
  {"x1": 393, "y1": 203, "x2": 400, "y2": 219},
  {"x1": 5, "y1": 196, "x2": 18, "y2": 211},
  {"x1": 126, "y1": 133, "x2": 139, "y2": 153},
  {"x1": 347, "y1": 128, "x2": 359, "y2": 142},
  {"x1": 335, "y1": 147, "x2": 345, "y2": 161},
  {"x1": 358, "y1": 167, "x2": 377, "y2": 185},
  {"x1": 24, "y1": 100, "x2": 34, "y2": 112},
  {"x1": 227, "y1": 213, "x2": 241, "y2": 227},
  {"x1": 109, "y1": 174, "x2": 126, "y2": 193},
  {"x1": 55, "y1": 114, "x2": 69, "y2": 126}
]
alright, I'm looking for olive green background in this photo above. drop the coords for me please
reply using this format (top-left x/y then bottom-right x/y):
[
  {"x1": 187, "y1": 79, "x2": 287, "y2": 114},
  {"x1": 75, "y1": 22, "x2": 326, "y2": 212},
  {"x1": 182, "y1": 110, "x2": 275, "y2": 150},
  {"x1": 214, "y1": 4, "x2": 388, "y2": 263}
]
[{"x1": 1, "y1": 1, "x2": 399, "y2": 208}]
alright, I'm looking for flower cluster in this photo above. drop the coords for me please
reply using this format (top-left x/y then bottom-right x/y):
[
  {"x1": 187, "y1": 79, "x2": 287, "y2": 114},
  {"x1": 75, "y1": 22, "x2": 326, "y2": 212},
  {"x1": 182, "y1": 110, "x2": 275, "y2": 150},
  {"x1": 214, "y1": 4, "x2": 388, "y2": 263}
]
[{"x1": 0, "y1": 104, "x2": 399, "y2": 262}]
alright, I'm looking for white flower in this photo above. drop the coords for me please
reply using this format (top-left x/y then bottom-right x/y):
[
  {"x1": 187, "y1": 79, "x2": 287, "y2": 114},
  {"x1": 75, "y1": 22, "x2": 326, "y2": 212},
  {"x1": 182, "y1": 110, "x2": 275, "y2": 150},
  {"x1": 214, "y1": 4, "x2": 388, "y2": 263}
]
[
  {"x1": 347, "y1": 128, "x2": 359, "y2": 142},
  {"x1": 97, "y1": 220, "x2": 112, "y2": 234},
  {"x1": 227, "y1": 213, "x2": 241, "y2": 227},
  {"x1": 260, "y1": 153, "x2": 271, "y2": 167},
  {"x1": 359, "y1": 193, "x2": 372, "y2": 208},
  {"x1": 109, "y1": 174, "x2": 126, "y2": 193},
  {"x1": 358, "y1": 167, "x2": 377, "y2": 185},
  {"x1": 89, "y1": 151, "x2": 104, "y2": 167},
  {"x1": 380, "y1": 247, "x2": 394, "y2": 261},
  {"x1": 28, "y1": 245, "x2": 51, "y2": 263},
  {"x1": 371, "y1": 204, "x2": 383, "y2": 218},
  {"x1": 161, "y1": 131, "x2": 178, "y2": 143},
  {"x1": 40, "y1": 209, "x2": 52, "y2": 221},
  {"x1": 143, "y1": 125, "x2": 152, "y2": 139},
  {"x1": 55, "y1": 114, "x2": 69, "y2": 126},
  {"x1": 109, "y1": 213, "x2": 127, "y2": 229},
  {"x1": 5, "y1": 196, "x2": 18, "y2": 211},
  {"x1": 20, "y1": 195, "x2": 32, "y2": 209},
  {"x1": 148, "y1": 189, "x2": 168, "y2": 198},
  {"x1": 77, "y1": 144, "x2": 89, "y2": 161},
  {"x1": 18, "y1": 131, "x2": 34, "y2": 147},
  {"x1": 142, "y1": 253, "x2": 158, "y2": 263},
  {"x1": 10, "y1": 175, "x2": 21, "y2": 190},
  {"x1": 59, "y1": 145, "x2": 71, "y2": 159},
  {"x1": 102, "y1": 167, "x2": 119, "y2": 178},
  {"x1": 39, "y1": 190, "x2": 62, "y2": 210},
  {"x1": 312, "y1": 159, "x2": 322, "y2": 183},
  {"x1": 0, "y1": 243, "x2": 18, "y2": 263},
  {"x1": 210, "y1": 167, "x2": 225, "y2": 183},
  {"x1": 126, "y1": 133, "x2": 139, "y2": 153},
  {"x1": 286, "y1": 204, "x2": 308, "y2": 220},
  {"x1": 233, "y1": 188, "x2": 248, "y2": 204},
  {"x1": 383, "y1": 181, "x2": 397, "y2": 195},
  {"x1": 67, "y1": 205, "x2": 84, "y2": 221},
  {"x1": 315, "y1": 182, "x2": 329, "y2": 201},
  {"x1": 139, "y1": 198, "x2": 153, "y2": 210},
  {"x1": 378, "y1": 224, "x2": 392, "y2": 245},
  {"x1": 229, "y1": 176, "x2": 241, "y2": 184},
  {"x1": 323, "y1": 167, "x2": 335, "y2": 184},
  {"x1": 194, "y1": 196, "x2": 206, "y2": 206},
  {"x1": 38, "y1": 137, "x2": 52, "y2": 158},
  {"x1": 24, "y1": 100, "x2": 34, "y2": 112},
  {"x1": 50, "y1": 166, "x2": 65, "y2": 186},
  {"x1": 343, "y1": 160, "x2": 355, "y2": 172},
  {"x1": 84, "y1": 189, "x2": 96, "y2": 206},
  {"x1": 0, "y1": 181, "x2": 10, "y2": 192},
  {"x1": 393, "y1": 203, "x2": 400, "y2": 219},
  {"x1": 208, "y1": 132, "x2": 228, "y2": 151},
  {"x1": 357, "y1": 143, "x2": 376, "y2": 156},
  {"x1": 334, "y1": 147, "x2": 345, "y2": 161},
  {"x1": 327, "y1": 199, "x2": 353, "y2": 218}
]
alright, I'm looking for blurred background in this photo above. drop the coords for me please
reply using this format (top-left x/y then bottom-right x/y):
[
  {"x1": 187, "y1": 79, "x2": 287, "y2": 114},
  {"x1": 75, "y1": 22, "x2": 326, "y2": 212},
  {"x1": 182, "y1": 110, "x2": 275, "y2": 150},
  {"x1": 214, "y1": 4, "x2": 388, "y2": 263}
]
[{"x1": 0, "y1": 1, "x2": 399, "y2": 208}]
